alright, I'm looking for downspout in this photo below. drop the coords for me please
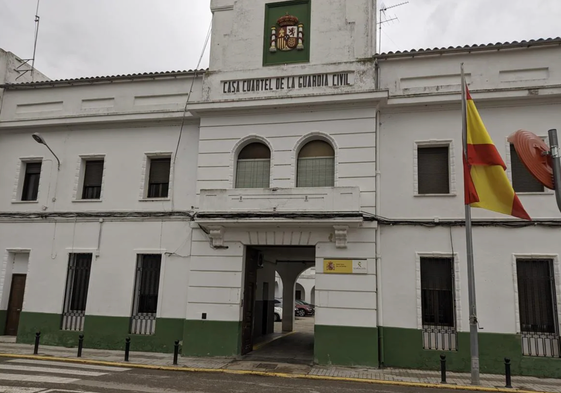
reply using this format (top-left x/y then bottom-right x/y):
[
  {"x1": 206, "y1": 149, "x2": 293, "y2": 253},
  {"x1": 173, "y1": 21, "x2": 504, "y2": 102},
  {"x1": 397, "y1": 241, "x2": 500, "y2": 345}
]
[{"x1": 375, "y1": 106, "x2": 384, "y2": 368}]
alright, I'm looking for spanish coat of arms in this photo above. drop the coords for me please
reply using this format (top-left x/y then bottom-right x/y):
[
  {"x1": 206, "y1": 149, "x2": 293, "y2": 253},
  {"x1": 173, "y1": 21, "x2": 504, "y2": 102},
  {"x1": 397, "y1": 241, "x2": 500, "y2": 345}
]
[{"x1": 269, "y1": 13, "x2": 305, "y2": 53}]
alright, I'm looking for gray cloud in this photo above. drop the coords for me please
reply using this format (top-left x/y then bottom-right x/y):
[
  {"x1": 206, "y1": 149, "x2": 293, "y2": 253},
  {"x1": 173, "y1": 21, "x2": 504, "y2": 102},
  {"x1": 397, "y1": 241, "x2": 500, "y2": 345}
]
[{"x1": 0, "y1": 0, "x2": 559, "y2": 79}]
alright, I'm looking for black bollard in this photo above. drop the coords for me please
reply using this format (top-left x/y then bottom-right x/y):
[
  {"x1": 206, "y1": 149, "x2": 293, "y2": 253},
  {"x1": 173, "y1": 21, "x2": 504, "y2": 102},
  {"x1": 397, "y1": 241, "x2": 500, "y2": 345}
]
[
  {"x1": 173, "y1": 340, "x2": 180, "y2": 365},
  {"x1": 504, "y1": 358, "x2": 512, "y2": 388},
  {"x1": 77, "y1": 334, "x2": 84, "y2": 358},
  {"x1": 125, "y1": 337, "x2": 131, "y2": 362},
  {"x1": 440, "y1": 355, "x2": 447, "y2": 383},
  {"x1": 33, "y1": 332, "x2": 40, "y2": 355}
]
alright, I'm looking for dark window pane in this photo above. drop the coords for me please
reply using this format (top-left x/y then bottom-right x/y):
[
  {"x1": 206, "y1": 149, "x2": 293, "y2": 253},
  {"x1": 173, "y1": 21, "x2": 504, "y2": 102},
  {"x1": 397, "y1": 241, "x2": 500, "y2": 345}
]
[
  {"x1": 517, "y1": 259, "x2": 556, "y2": 333},
  {"x1": 136, "y1": 255, "x2": 161, "y2": 314},
  {"x1": 148, "y1": 158, "x2": 170, "y2": 198},
  {"x1": 418, "y1": 147, "x2": 449, "y2": 194},
  {"x1": 82, "y1": 160, "x2": 104, "y2": 199},
  {"x1": 64, "y1": 254, "x2": 92, "y2": 312},
  {"x1": 510, "y1": 144, "x2": 544, "y2": 193},
  {"x1": 21, "y1": 162, "x2": 42, "y2": 201},
  {"x1": 421, "y1": 258, "x2": 454, "y2": 327}
]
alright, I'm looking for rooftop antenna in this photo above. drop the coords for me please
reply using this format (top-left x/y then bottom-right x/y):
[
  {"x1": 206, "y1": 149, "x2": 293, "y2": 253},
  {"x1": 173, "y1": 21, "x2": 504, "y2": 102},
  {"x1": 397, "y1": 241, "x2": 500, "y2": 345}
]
[
  {"x1": 15, "y1": 0, "x2": 42, "y2": 81},
  {"x1": 378, "y1": 1, "x2": 408, "y2": 54}
]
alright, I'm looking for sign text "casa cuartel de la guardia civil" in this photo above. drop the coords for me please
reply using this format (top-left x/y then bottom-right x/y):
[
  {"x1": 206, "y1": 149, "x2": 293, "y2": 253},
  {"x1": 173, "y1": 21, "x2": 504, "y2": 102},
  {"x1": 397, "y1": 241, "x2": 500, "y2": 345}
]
[{"x1": 222, "y1": 72, "x2": 354, "y2": 94}]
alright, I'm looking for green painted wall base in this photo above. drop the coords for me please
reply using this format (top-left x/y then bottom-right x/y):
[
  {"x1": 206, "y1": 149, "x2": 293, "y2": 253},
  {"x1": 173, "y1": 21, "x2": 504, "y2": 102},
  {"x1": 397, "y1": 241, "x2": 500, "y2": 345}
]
[
  {"x1": 382, "y1": 327, "x2": 561, "y2": 378},
  {"x1": 182, "y1": 320, "x2": 241, "y2": 357},
  {"x1": 315, "y1": 325, "x2": 379, "y2": 367},
  {"x1": 17, "y1": 312, "x2": 182, "y2": 353}
]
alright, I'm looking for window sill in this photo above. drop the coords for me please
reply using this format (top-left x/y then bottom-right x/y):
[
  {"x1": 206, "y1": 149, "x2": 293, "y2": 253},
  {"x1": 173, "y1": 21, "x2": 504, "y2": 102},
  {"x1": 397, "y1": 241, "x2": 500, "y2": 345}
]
[
  {"x1": 414, "y1": 193, "x2": 457, "y2": 197},
  {"x1": 139, "y1": 198, "x2": 171, "y2": 202},
  {"x1": 517, "y1": 191, "x2": 554, "y2": 196},
  {"x1": 11, "y1": 201, "x2": 39, "y2": 204},
  {"x1": 73, "y1": 199, "x2": 103, "y2": 203}
]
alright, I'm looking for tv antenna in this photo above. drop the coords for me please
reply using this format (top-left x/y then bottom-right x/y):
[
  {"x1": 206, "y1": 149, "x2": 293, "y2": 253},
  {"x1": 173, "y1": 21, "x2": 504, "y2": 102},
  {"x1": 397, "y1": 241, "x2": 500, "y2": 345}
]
[
  {"x1": 378, "y1": 1, "x2": 409, "y2": 54},
  {"x1": 15, "y1": 0, "x2": 42, "y2": 81}
]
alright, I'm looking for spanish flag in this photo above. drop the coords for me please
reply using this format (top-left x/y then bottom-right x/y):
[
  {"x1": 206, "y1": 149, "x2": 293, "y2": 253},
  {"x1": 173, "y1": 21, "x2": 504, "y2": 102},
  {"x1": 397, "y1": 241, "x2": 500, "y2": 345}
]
[{"x1": 463, "y1": 87, "x2": 530, "y2": 220}]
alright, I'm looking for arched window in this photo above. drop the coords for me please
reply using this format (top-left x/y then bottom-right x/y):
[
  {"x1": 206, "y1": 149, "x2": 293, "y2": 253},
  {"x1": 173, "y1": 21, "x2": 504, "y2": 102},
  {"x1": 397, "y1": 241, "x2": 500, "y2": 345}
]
[
  {"x1": 297, "y1": 140, "x2": 335, "y2": 187},
  {"x1": 235, "y1": 142, "x2": 271, "y2": 188}
]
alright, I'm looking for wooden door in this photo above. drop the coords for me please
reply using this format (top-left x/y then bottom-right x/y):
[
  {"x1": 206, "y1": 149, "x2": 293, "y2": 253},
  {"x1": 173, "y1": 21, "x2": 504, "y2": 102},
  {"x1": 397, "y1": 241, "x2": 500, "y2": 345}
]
[
  {"x1": 5, "y1": 275, "x2": 26, "y2": 336},
  {"x1": 241, "y1": 249, "x2": 258, "y2": 355}
]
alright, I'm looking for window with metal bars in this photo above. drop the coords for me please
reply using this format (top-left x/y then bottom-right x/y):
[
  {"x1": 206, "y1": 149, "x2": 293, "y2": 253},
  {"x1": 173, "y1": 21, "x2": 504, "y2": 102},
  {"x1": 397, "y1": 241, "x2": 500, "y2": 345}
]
[
  {"x1": 82, "y1": 160, "x2": 104, "y2": 199},
  {"x1": 297, "y1": 140, "x2": 335, "y2": 187},
  {"x1": 421, "y1": 257, "x2": 457, "y2": 351},
  {"x1": 61, "y1": 254, "x2": 92, "y2": 331},
  {"x1": 417, "y1": 146, "x2": 450, "y2": 194},
  {"x1": 21, "y1": 162, "x2": 42, "y2": 201},
  {"x1": 510, "y1": 144, "x2": 544, "y2": 193},
  {"x1": 517, "y1": 259, "x2": 560, "y2": 357},
  {"x1": 131, "y1": 254, "x2": 162, "y2": 335},
  {"x1": 147, "y1": 157, "x2": 171, "y2": 198},
  {"x1": 235, "y1": 143, "x2": 271, "y2": 188}
]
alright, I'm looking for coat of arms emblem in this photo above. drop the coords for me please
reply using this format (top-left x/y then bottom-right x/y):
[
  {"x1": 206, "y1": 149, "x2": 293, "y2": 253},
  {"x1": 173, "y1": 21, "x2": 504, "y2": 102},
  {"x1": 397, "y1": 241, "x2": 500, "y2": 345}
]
[{"x1": 269, "y1": 13, "x2": 305, "y2": 53}]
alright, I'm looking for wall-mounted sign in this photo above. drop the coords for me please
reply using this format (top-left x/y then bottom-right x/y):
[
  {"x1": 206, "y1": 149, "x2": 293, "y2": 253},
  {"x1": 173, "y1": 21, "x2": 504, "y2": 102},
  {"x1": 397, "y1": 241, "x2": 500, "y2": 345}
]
[
  {"x1": 222, "y1": 72, "x2": 354, "y2": 94},
  {"x1": 323, "y1": 259, "x2": 367, "y2": 274}
]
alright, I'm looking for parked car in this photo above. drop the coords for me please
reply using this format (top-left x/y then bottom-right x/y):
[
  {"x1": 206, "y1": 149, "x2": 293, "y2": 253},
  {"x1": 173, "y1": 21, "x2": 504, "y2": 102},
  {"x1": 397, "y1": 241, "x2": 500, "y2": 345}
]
[
  {"x1": 295, "y1": 301, "x2": 314, "y2": 317},
  {"x1": 297, "y1": 300, "x2": 315, "y2": 309},
  {"x1": 274, "y1": 306, "x2": 283, "y2": 321}
]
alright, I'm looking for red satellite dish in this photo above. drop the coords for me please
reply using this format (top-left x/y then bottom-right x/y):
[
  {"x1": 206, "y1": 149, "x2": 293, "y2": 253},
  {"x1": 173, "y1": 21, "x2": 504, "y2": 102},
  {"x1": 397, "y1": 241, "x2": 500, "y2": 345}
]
[{"x1": 508, "y1": 130, "x2": 554, "y2": 190}]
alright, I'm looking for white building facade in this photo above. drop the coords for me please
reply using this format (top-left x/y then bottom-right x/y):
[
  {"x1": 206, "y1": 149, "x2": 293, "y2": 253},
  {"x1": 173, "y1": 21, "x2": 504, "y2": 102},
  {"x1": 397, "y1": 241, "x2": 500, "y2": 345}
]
[{"x1": 0, "y1": 0, "x2": 560, "y2": 377}]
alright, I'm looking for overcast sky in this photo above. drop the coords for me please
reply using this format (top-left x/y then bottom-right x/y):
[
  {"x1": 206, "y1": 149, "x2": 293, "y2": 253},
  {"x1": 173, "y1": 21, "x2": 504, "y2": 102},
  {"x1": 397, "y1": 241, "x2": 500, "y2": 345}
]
[{"x1": 0, "y1": 0, "x2": 559, "y2": 80}]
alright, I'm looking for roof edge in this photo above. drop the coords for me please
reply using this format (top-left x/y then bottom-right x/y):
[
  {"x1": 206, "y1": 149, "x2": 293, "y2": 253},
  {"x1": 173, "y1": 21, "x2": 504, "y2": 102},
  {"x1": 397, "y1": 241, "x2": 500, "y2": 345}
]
[
  {"x1": 1, "y1": 69, "x2": 207, "y2": 89},
  {"x1": 374, "y1": 37, "x2": 561, "y2": 60}
]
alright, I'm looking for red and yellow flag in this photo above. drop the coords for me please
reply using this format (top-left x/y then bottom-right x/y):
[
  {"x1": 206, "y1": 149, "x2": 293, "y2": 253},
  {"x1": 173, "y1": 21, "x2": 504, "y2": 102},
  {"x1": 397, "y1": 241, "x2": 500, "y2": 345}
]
[{"x1": 463, "y1": 87, "x2": 530, "y2": 220}]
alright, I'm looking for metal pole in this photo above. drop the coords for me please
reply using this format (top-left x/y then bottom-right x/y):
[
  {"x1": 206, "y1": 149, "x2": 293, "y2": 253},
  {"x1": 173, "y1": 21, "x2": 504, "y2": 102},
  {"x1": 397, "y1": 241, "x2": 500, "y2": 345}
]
[
  {"x1": 548, "y1": 129, "x2": 561, "y2": 213},
  {"x1": 461, "y1": 65, "x2": 480, "y2": 385},
  {"x1": 173, "y1": 340, "x2": 180, "y2": 365},
  {"x1": 504, "y1": 358, "x2": 512, "y2": 388},
  {"x1": 124, "y1": 337, "x2": 131, "y2": 362},
  {"x1": 440, "y1": 355, "x2": 447, "y2": 383},
  {"x1": 77, "y1": 334, "x2": 84, "y2": 358},
  {"x1": 33, "y1": 332, "x2": 40, "y2": 355}
]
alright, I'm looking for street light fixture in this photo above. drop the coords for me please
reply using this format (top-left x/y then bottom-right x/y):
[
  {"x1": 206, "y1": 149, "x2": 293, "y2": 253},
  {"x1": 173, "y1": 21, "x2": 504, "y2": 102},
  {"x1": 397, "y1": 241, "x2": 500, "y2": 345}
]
[{"x1": 32, "y1": 132, "x2": 60, "y2": 170}]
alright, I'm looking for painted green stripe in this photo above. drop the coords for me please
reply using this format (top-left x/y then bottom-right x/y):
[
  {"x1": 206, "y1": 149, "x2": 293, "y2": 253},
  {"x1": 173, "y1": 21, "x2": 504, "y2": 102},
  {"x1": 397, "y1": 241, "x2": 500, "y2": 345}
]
[
  {"x1": 382, "y1": 327, "x2": 561, "y2": 378},
  {"x1": 182, "y1": 320, "x2": 241, "y2": 357},
  {"x1": 315, "y1": 325, "x2": 379, "y2": 367}
]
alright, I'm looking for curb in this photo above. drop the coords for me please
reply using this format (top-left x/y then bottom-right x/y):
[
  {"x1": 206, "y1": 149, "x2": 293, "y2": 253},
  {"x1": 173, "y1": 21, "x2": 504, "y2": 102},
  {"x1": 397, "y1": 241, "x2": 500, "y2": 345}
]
[{"x1": 0, "y1": 353, "x2": 550, "y2": 393}]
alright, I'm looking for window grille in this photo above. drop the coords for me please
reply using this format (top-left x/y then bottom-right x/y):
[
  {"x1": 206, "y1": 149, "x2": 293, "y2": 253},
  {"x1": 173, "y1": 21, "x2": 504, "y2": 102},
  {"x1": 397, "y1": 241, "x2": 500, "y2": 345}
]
[
  {"x1": 147, "y1": 158, "x2": 171, "y2": 198},
  {"x1": 236, "y1": 159, "x2": 270, "y2": 188},
  {"x1": 510, "y1": 144, "x2": 544, "y2": 193},
  {"x1": 130, "y1": 254, "x2": 161, "y2": 335},
  {"x1": 417, "y1": 146, "x2": 449, "y2": 194},
  {"x1": 22, "y1": 162, "x2": 42, "y2": 201},
  {"x1": 61, "y1": 254, "x2": 93, "y2": 331},
  {"x1": 297, "y1": 140, "x2": 335, "y2": 188},
  {"x1": 82, "y1": 160, "x2": 104, "y2": 199},
  {"x1": 421, "y1": 257, "x2": 457, "y2": 350},
  {"x1": 517, "y1": 259, "x2": 560, "y2": 357}
]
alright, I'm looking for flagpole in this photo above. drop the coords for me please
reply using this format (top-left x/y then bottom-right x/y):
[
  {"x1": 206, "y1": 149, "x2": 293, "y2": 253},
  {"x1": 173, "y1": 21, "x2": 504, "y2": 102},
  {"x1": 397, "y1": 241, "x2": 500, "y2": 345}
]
[{"x1": 461, "y1": 64, "x2": 480, "y2": 386}]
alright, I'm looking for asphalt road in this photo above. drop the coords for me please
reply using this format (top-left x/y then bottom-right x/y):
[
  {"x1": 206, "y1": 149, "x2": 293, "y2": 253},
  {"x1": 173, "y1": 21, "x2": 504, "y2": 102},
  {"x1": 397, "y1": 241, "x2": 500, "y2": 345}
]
[{"x1": 0, "y1": 357, "x2": 476, "y2": 393}]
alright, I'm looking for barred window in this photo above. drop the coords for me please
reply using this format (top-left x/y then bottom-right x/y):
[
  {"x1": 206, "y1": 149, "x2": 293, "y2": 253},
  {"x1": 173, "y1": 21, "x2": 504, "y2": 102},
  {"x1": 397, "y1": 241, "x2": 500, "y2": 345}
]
[
  {"x1": 131, "y1": 254, "x2": 162, "y2": 335},
  {"x1": 236, "y1": 143, "x2": 271, "y2": 188},
  {"x1": 421, "y1": 257, "x2": 457, "y2": 351},
  {"x1": 297, "y1": 140, "x2": 335, "y2": 187},
  {"x1": 417, "y1": 146, "x2": 450, "y2": 194},
  {"x1": 61, "y1": 254, "x2": 92, "y2": 331},
  {"x1": 517, "y1": 259, "x2": 560, "y2": 357}
]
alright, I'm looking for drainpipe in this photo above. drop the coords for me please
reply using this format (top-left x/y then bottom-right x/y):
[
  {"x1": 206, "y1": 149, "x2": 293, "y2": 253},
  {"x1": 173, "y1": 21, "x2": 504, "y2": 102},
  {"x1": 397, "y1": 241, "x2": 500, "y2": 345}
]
[{"x1": 375, "y1": 107, "x2": 384, "y2": 367}]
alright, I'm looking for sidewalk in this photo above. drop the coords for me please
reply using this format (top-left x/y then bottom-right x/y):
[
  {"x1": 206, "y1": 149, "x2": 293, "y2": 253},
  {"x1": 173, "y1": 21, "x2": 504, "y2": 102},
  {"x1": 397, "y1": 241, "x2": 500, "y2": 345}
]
[{"x1": 0, "y1": 340, "x2": 559, "y2": 393}]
